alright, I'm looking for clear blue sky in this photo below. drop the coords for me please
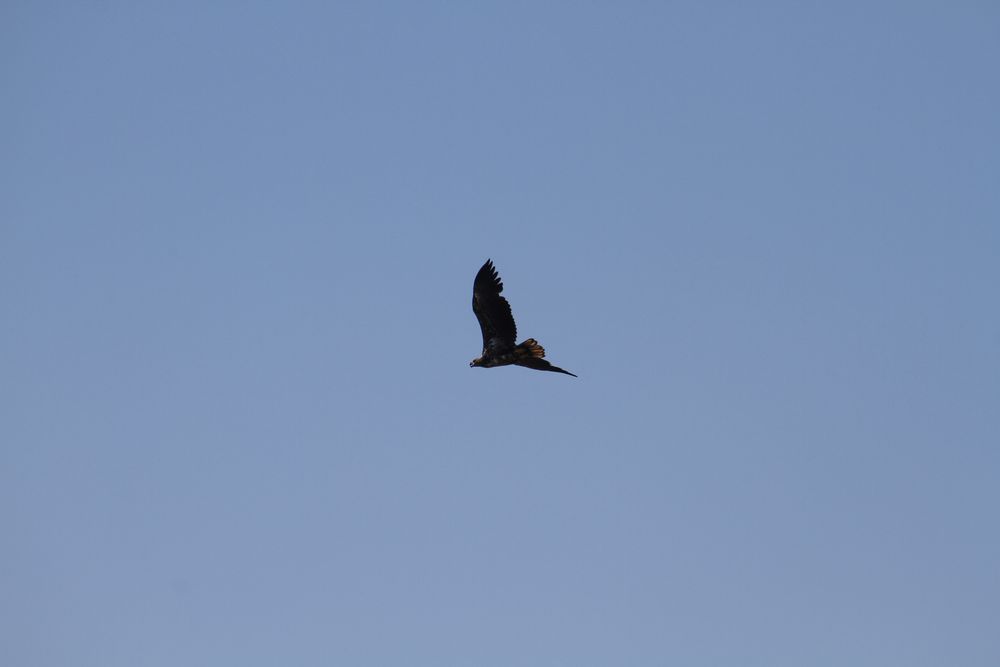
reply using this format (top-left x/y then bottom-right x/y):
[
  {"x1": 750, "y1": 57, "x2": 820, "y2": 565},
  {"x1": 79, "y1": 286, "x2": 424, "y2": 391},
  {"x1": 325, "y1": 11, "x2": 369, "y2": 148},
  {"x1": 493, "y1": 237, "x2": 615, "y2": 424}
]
[{"x1": 3, "y1": 3, "x2": 999, "y2": 665}]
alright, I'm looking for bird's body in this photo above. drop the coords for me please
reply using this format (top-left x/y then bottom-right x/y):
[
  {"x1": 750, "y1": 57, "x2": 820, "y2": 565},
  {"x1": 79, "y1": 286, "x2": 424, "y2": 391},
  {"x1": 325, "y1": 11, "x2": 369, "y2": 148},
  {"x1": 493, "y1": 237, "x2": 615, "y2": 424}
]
[{"x1": 470, "y1": 259, "x2": 577, "y2": 377}]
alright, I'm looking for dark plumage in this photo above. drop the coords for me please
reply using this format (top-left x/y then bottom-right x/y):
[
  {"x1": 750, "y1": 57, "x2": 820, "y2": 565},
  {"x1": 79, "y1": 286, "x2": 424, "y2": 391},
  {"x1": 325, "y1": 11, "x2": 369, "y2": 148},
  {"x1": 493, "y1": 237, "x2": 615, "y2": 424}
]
[{"x1": 470, "y1": 259, "x2": 577, "y2": 377}]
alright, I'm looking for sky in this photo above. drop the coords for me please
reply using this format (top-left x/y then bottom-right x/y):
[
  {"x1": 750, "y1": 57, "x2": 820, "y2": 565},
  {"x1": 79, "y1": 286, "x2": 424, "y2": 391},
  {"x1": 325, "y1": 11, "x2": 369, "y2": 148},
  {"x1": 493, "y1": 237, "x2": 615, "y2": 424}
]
[{"x1": 3, "y1": 2, "x2": 999, "y2": 665}]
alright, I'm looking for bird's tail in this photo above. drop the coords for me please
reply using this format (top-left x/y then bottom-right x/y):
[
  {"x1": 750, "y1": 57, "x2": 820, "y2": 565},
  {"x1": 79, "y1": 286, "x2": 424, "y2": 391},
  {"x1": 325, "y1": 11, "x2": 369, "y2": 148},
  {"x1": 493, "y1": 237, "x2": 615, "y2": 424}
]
[{"x1": 516, "y1": 338, "x2": 546, "y2": 359}]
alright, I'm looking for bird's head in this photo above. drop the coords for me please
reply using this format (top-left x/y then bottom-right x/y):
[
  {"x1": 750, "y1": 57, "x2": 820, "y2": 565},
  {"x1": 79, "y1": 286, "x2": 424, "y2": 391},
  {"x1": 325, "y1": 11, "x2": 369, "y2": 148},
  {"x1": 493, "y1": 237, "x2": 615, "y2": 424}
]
[{"x1": 470, "y1": 357, "x2": 484, "y2": 368}]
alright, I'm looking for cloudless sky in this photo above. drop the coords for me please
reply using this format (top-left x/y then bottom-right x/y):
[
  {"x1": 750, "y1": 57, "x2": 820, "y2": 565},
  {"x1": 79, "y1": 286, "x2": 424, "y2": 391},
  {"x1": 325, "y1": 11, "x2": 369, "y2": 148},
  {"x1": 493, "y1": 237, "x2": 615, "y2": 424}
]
[{"x1": 3, "y1": 2, "x2": 999, "y2": 665}]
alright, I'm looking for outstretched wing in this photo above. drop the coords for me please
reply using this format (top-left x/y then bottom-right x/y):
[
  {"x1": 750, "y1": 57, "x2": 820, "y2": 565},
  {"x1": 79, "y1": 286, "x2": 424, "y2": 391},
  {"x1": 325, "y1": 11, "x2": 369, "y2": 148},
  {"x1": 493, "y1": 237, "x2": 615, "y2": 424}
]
[
  {"x1": 516, "y1": 356, "x2": 578, "y2": 377},
  {"x1": 472, "y1": 259, "x2": 517, "y2": 354}
]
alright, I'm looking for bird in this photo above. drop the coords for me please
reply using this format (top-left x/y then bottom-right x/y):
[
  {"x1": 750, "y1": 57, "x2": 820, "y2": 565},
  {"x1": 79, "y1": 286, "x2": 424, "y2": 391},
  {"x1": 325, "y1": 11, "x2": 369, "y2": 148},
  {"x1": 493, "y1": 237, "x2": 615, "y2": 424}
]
[{"x1": 469, "y1": 259, "x2": 577, "y2": 377}]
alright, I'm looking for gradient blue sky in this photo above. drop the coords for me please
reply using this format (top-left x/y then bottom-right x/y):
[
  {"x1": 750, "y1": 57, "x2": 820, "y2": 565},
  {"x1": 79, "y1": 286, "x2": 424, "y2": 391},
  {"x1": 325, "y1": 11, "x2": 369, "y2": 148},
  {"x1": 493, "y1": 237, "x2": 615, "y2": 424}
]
[{"x1": 3, "y1": 3, "x2": 999, "y2": 665}]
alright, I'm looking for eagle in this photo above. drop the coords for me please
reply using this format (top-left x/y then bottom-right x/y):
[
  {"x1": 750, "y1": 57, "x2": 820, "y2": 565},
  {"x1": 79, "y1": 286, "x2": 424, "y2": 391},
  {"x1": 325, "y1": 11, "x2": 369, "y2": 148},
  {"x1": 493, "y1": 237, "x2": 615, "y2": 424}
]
[{"x1": 470, "y1": 259, "x2": 577, "y2": 377}]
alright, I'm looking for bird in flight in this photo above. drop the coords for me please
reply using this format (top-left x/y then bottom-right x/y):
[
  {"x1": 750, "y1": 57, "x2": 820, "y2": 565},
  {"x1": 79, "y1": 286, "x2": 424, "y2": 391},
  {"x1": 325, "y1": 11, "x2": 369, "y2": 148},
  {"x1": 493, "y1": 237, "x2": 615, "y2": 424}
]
[{"x1": 470, "y1": 259, "x2": 577, "y2": 377}]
